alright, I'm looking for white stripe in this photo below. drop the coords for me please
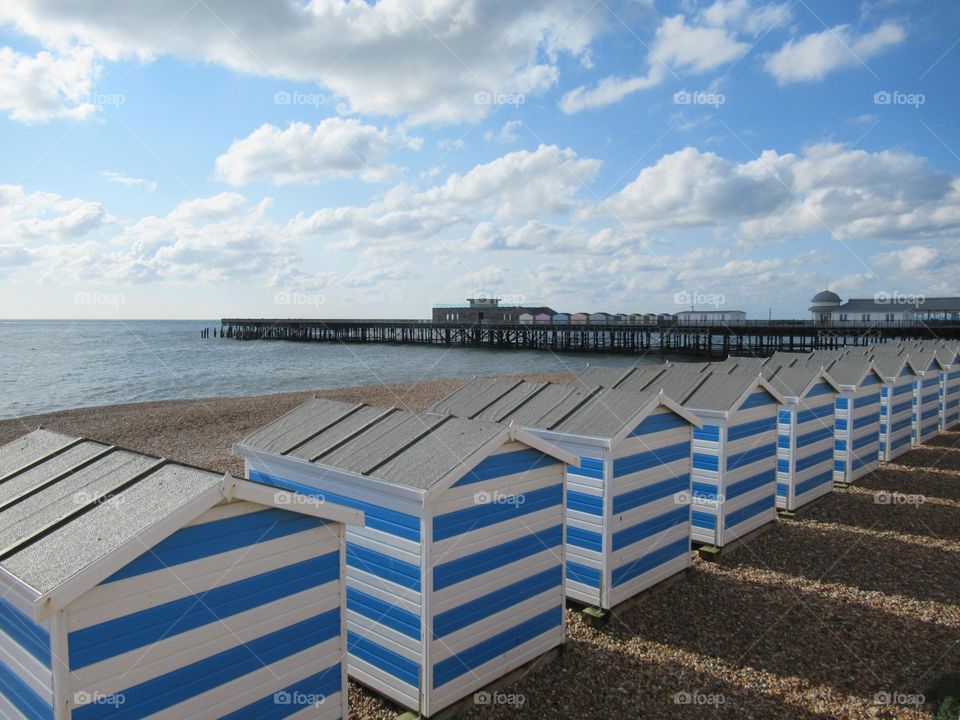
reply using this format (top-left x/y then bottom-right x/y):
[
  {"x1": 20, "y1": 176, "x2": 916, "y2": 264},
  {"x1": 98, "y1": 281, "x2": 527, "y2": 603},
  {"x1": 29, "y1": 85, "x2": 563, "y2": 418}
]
[
  {"x1": 431, "y1": 509, "x2": 559, "y2": 565},
  {"x1": 0, "y1": 626, "x2": 52, "y2": 703}
]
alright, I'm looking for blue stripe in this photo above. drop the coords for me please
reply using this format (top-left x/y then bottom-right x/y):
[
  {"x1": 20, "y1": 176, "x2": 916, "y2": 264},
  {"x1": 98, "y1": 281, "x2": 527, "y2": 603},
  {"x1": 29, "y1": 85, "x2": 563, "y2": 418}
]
[
  {"x1": 70, "y1": 553, "x2": 339, "y2": 670},
  {"x1": 104, "y1": 507, "x2": 327, "y2": 583},
  {"x1": 725, "y1": 495, "x2": 774, "y2": 530},
  {"x1": 739, "y1": 391, "x2": 778, "y2": 409},
  {"x1": 0, "y1": 597, "x2": 50, "y2": 667},
  {"x1": 433, "y1": 525, "x2": 562, "y2": 591},
  {"x1": 349, "y1": 632, "x2": 419, "y2": 687},
  {"x1": 75, "y1": 610, "x2": 340, "y2": 720},
  {"x1": 923, "y1": 375, "x2": 940, "y2": 387},
  {"x1": 568, "y1": 456, "x2": 604, "y2": 480},
  {"x1": 566, "y1": 560, "x2": 601, "y2": 588},
  {"x1": 728, "y1": 417, "x2": 777, "y2": 442},
  {"x1": 433, "y1": 566, "x2": 562, "y2": 639},
  {"x1": 776, "y1": 482, "x2": 788, "y2": 497},
  {"x1": 347, "y1": 587, "x2": 420, "y2": 640},
  {"x1": 834, "y1": 418, "x2": 848, "y2": 431},
  {"x1": 853, "y1": 432, "x2": 878, "y2": 451},
  {"x1": 691, "y1": 481, "x2": 719, "y2": 500},
  {"x1": 726, "y1": 468, "x2": 775, "y2": 500},
  {"x1": 835, "y1": 439, "x2": 847, "y2": 452},
  {"x1": 692, "y1": 452, "x2": 719, "y2": 472},
  {"x1": 892, "y1": 399, "x2": 913, "y2": 415},
  {"x1": 612, "y1": 507, "x2": 688, "y2": 551},
  {"x1": 347, "y1": 543, "x2": 420, "y2": 591},
  {"x1": 852, "y1": 455, "x2": 875, "y2": 471},
  {"x1": 890, "y1": 434, "x2": 912, "y2": 451},
  {"x1": 778, "y1": 410, "x2": 792, "y2": 424},
  {"x1": 249, "y1": 471, "x2": 420, "y2": 541},
  {"x1": 777, "y1": 458, "x2": 789, "y2": 473},
  {"x1": 629, "y1": 412, "x2": 690, "y2": 436},
  {"x1": 836, "y1": 397, "x2": 849, "y2": 410},
  {"x1": 893, "y1": 382, "x2": 913, "y2": 396},
  {"x1": 432, "y1": 484, "x2": 562, "y2": 541},
  {"x1": 796, "y1": 446, "x2": 834, "y2": 472},
  {"x1": 726, "y1": 442, "x2": 776, "y2": 471},
  {"x1": 221, "y1": 664, "x2": 342, "y2": 720},
  {"x1": 778, "y1": 434, "x2": 791, "y2": 449},
  {"x1": 432, "y1": 607, "x2": 562, "y2": 688},
  {"x1": 862, "y1": 373, "x2": 882, "y2": 386},
  {"x1": 567, "y1": 490, "x2": 603, "y2": 516},
  {"x1": 834, "y1": 459, "x2": 845, "y2": 472},
  {"x1": 795, "y1": 469, "x2": 834, "y2": 497},
  {"x1": 885, "y1": 416, "x2": 912, "y2": 434},
  {"x1": 796, "y1": 425, "x2": 833, "y2": 447},
  {"x1": 900, "y1": 366, "x2": 915, "y2": 377},
  {"x1": 691, "y1": 511, "x2": 716, "y2": 529},
  {"x1": 567, "y1": 526, "x2": 602, "y2": 552},
  {"x1": 453, "y1": 449, "x2": 560, "y2": 487},
  {"x1": 693, "y1": 424, "x2": 721, "y2": 442},
  {"x1": 611, "y1": 537, "x2": 689, "y2": 587},
  {"x1": 0, "y1": 660, "x2": 52, "y2": 720},
  {"x1": 806, "y1": 382, "x2": 834, "y2": 398},
  {"x1": 797, "y1": 403, "x2": 834, "y2": 424},
  {"x1": 612, "y1": 473, "x2": 689, "y2": 514},
  {"x1": 613, "y1": 441, "x2": 690, "y2": 478},
  {"x1": 858, "y1": 393, "x2": 881, "y2": 408}
]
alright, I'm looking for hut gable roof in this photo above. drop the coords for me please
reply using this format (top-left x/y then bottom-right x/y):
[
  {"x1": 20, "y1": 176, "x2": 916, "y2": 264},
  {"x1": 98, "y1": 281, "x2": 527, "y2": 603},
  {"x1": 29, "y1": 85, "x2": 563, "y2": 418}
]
[
  {"x1": 239, "y1": 397, "x2": 510, "y2": 491},
  {"x1": 0, "y1": 428, "x2": 362, "y2": 620}
]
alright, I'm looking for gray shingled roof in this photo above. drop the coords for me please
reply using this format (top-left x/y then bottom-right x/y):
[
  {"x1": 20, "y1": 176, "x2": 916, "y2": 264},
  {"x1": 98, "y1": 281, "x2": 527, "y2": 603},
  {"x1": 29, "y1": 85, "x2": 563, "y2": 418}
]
[
  {"x1": 430, "y1": 378, "x2": 686, "y2": 439},
  {"x1": 822, "y1": 357, "x2": 879, "y2": 386},
  {"x1": 0, "y1": 428, "x2": 222, "y2": 595},
  {"x1": 239, "y1": 397, "x2": 506, "y2": 490}
]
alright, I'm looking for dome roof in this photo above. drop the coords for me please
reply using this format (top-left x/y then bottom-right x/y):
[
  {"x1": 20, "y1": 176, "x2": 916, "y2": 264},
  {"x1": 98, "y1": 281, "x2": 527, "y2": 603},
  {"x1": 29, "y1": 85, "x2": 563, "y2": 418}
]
[{"x1": 810, "y1": 290, "x2": 842, "y2": 304}]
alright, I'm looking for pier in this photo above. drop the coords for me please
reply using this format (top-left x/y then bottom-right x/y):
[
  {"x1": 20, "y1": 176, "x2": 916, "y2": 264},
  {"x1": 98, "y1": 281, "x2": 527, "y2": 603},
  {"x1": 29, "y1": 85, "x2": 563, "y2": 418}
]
[{"x1": 216, "y1": 318, "x2": 960, "y2": 358}]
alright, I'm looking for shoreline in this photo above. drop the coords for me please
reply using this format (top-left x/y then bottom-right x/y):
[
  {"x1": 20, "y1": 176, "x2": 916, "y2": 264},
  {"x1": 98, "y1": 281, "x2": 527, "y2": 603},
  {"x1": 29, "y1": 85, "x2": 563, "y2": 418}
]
[{"x1": 0, "y1": 371, "x2": 575, "y2": 478}]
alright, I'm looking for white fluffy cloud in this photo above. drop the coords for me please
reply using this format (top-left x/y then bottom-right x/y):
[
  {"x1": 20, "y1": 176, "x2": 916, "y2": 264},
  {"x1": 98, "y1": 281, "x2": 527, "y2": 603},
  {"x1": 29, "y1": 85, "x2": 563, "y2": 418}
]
[
  {"x1": 0, "y1": 0, "x2": 601, "y2": 124},
  {"x1": 0, "y1": 46, "x2": 99, "y2": 122},
  {"x1": 0, "y1": 184, "x2": 112, "y2": 240},
  {"x1": 599, "y1": 143, "x2": 960, "y2": 245},
  {"x1": 102, "y1": 171, "x2": 156, "y2": 191},
  {"x1": 560, "y1": 5, "x2": 780, "y2": 114},
  {"x1": 215, "y1": 119, "x2": 414, "y2": 185},
  {"x1": 765, "y1": 22, "x2": 906, "y2": 84}
]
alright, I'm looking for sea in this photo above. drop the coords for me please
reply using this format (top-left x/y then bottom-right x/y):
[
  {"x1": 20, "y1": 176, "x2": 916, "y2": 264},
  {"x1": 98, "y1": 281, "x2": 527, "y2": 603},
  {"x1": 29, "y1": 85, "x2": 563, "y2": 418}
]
[{"x1": 1, "y1": 320, "x2": 667, "y2": 420}]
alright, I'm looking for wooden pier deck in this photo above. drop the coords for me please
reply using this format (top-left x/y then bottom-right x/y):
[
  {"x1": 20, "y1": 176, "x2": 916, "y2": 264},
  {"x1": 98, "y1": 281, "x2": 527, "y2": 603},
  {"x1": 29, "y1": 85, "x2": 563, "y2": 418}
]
[{"x1": 215, "y1": 318, "x2": 960, "y2": 358}]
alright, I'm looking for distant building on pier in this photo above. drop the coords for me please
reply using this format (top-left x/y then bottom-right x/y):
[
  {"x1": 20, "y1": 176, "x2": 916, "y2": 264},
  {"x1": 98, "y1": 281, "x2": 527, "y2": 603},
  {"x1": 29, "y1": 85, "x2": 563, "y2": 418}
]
[{"x1": 809, "y1": 290, "x2": 960, "y2": 324}]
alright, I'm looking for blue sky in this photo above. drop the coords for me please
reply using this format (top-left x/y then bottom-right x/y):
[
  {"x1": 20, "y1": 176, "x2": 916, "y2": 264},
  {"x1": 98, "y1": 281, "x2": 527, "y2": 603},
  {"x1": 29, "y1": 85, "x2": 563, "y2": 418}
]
[{"x1": 1, "y1": 0, "x2": 958, "y2": 319}]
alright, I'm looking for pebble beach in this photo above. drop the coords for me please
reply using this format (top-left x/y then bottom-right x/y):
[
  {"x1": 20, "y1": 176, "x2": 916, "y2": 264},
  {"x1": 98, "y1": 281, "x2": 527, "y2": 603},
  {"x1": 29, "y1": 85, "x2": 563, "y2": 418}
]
[{"x1": 2, "y1": 375, "x2": 958, "y2": 719}]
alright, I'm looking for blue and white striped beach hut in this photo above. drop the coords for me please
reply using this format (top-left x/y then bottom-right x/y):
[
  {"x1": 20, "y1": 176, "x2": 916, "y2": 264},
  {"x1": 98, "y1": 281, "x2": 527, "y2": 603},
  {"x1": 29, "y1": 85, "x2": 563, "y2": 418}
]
[
  {"x1": 908, "y1": 348, "x2": 946, "y2": 447},
  {"x1": 751, "y1": 362, "x2": 841, "y2": 512},
  {"x1": 937, "y1": 343, "x2": 960, "y2": 431},
  {"x1": 820, "y1": 357, "x2": 884, "y2": 485},
  {"x1": 0, "y1": 428, "x2": 362, "y2": 720},
  {"x1": 234, "y1": 398, "x2": 576, "y2": 718},
  {"x1": 869, "y1": 349, "x2": 919, "y2": 461},
  {"x1": 430, "y1": 378, "x2": 702, "y2": 611},
  {"x1": 574, "y1": 366, "x2": 785, "y2": 549}
]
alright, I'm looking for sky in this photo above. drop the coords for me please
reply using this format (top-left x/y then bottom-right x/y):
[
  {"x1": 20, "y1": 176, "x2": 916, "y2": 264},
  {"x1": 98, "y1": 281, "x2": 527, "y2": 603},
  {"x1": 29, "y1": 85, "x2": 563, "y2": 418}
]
[{"x1": 0, "y1": 0, "x2": 958, "y2": 320}]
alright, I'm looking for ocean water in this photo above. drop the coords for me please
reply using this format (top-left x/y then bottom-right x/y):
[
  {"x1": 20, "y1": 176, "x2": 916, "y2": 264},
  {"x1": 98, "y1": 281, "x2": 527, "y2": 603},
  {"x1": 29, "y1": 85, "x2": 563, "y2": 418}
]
[{"x1": 1, "y1": 320, "x2": 666, "y2": 420}]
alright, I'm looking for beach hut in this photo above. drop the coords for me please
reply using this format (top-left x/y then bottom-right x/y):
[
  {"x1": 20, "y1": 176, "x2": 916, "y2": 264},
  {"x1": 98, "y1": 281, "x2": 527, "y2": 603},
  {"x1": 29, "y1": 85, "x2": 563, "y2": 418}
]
[
  {"x1": 233, "y1": 398, "x2": 575, "y2": 718},
  {"x1": 820, "y1": 357, "x2": 884, "y2": 485},
  {"x1": 0, "y1": 428, "x2": 362, "y2": 720},
  {"x1": 430, "y1": 378, "x2": 702, "y2": 612},
  {"x1": 869, "y1": 350, "x2": 919, "y2": 461},
  {"x1": 908, "y1": 348, "x2": 946, "y2": 446},
  {"x1": 518, "y1": 312, "x2": 534, "y2": 325},
  {"x1": 730, "y1": 362, "x2": 841, "y2": 511},
  {"x1": 572, "y1": 366, "x2": 785, "y2": 548},
  {"x1": 937, "y1": 343, "x2": 960, "y2": 431},
  {"x1": 571, "y1": 313, "x2": 589, "y2": 325},
  {"x1": 535, "y1": 311, "x2": 552, "y2": 324},
  {"x1": 553, "y1": 313, "x2": 570, "y2": 325},
  {"x1": 588, "y1": 312, "x2": 612, "y2": 324}
]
